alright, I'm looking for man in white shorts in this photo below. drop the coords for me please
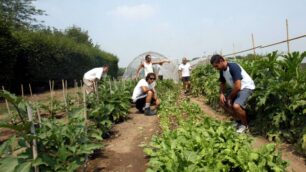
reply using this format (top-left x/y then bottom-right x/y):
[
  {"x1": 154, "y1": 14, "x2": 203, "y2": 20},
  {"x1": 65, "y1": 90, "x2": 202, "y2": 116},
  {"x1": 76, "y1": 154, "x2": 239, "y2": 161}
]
[{"x1": 83, "y1": 64, "x2": 109, "y2": 94}]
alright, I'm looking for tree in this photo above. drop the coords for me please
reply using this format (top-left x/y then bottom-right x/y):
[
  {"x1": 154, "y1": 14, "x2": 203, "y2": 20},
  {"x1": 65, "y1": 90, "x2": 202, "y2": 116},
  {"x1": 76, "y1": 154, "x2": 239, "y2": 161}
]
[
  {"x1": 65, "y1": 26, "x2": 93, "y2": 46},
  {"x1": 0, "y1": 0, "x2": 45, "y2": 29}
]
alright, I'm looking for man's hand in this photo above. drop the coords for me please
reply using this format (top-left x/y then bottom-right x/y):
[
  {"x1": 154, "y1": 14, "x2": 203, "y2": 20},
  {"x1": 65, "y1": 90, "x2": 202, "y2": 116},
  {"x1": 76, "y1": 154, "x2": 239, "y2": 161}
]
[
  {"x1": 226, "y1": 97, "x2": 232, "y2": 107},
  {"x1": 219, "y1": 93, "x2": 226, "y2": 105}
]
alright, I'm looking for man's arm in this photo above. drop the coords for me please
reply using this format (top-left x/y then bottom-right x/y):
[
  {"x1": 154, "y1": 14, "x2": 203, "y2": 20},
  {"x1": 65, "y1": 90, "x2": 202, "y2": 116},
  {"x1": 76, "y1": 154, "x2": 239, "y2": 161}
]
[
  {"x1": 141, "y1": 85, "x2": 154, "y2": 94},
  {"x1": 219, "y1": 82, "x2": 226, "y2": 105},
  {"x1": 135, "y1": 63, "x2": 144, "y2": 78},
  {"x1": 152, "y1": 59, "x2": 170, "y2": 65},
  {"x1": 228, "y1": 80, "x2": 241, "y2": 101}
]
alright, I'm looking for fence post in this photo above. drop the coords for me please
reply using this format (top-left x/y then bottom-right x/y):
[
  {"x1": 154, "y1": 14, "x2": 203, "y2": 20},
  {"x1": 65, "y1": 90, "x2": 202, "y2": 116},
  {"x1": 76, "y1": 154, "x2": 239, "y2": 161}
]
[{"x1": 286, "y1": 19, "x2": 290, "y2": 53}]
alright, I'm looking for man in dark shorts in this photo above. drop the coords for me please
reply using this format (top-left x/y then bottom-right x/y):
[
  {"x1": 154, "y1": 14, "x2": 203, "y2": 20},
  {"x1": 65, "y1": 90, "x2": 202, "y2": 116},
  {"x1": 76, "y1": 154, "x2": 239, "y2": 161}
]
[
  {"x1": 131, "y1": 73, "x2": 160, "y2": 116},
  {"x1": 178, "y1": 57, "x2": 192, "y2": 94},
  {"x1": 210, "y1": 54, "x2": 255, "y2": 133}
]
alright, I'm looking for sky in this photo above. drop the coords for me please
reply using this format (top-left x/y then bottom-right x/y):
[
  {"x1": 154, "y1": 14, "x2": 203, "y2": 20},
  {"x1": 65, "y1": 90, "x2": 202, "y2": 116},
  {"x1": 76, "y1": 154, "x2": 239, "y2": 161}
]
[{"x1": 33, "y1": 0, "x2": 306, "y2": 67}]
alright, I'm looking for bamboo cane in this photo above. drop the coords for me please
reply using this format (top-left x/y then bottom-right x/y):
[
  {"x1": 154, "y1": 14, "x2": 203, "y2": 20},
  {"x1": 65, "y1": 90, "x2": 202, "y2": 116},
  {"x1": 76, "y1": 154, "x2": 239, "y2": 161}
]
[
  {"x1": 82, "y1": 84, "x2": 88, "y2": 171},
  {"x1": 2, "y1": 86, "x2": 11, "y2": 115},
  {"x1": 251, "y1": 33, "x2": 256, "y2": 56},
  {"x1": 62, "y1": 80, "x2": 67, "y2": 111},
  {"x1": 27, "y1": 106, "x2": 39, "y2": 172},
  {"x1": 21, "y1": 84, "x2": 24, "y2": 98},
  {"x1": 29, "y1": 83, "x2": 33, "y2": 98},
  {"x1": 286, "y1": 19, "x2": 290, "y2": 53}
]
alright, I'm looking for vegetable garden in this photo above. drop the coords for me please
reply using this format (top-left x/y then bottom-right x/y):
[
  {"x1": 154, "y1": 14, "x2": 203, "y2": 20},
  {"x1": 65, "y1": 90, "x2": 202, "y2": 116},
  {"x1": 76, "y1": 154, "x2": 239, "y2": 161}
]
[{"x1": 0, "y1": 51, "x2": 305, "y2": 171}]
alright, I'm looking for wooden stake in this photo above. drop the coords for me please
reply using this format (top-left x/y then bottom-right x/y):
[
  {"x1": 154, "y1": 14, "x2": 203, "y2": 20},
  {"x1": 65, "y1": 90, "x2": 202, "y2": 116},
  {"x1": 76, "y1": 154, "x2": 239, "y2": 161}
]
[
  {"x1": 21, "y1": 84, "x2": 24, "y2": 98},
  {"x1": 29, "y1": 83, "x2": 33, "y2": 98},
  {"x1": 251, "y1": 33, "x2": 256, "y2": 56},
  {"x1": 62, "y1": 80, "x2": 67, "y2": 111},
  {"x1": 36, "y1": 108, "x2": 41, "y2": 126},
  {"x1": 82, "y1": 85, "x2": 88, "y2": 171},
  {"x1": 286, "y1": 19, "x2": 290, "y2": 53},
  {"x1": 49, "y1": 80, "x2": 52, "y2": 98},
  {"x1": 2, "y1": 86, "x2": 11, "y2": 115},
  {"x1": 65, "y1": 80, "x2": 68, "y2": 94},
  {"x1": 27, "y1": 106, "x2": 39, "y2": 172}
]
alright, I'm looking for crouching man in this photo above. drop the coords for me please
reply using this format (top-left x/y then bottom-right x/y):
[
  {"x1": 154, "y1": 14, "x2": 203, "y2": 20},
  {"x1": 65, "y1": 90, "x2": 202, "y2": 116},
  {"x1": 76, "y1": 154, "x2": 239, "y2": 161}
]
[
  {"x1": 210, "y1": 54, "x2": 255, "y2": 133},
  {"x1": 132, "y1": 73, "x2": 160, "y2": 116}
]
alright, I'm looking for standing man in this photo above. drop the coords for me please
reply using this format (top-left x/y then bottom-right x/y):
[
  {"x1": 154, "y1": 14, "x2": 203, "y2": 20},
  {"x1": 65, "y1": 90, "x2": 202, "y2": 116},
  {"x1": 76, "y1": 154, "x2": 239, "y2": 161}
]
[
  {"x1": 156, "y1": 63, "x2": 164, "y2": 80},
  {"x1": 83, "y1": 64, "x2": 109, "y2": 94},
  {"x1": 178, "y1": 57, "x2": 192, "y2": 94},
  {"x1": 135, "y1": 54, "x2": 169, "y2": 79},
  {"x1": 132, "y1": 73, "x2": 160, "y2": 116},
  {"x1": 210, "y1": 54, "x2": 255, "y2": 133}
]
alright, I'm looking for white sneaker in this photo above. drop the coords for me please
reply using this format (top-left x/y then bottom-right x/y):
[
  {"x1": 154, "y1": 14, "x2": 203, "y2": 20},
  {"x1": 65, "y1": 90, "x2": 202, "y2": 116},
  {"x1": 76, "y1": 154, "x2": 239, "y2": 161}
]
[{"x1": 236, "y1": 124, "x2": 247, "y2": 133}]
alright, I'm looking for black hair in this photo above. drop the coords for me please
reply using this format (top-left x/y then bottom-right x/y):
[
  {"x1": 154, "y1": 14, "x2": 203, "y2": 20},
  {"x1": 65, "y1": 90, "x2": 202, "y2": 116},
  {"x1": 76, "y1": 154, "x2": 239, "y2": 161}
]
[
  {"x1": 145, "y1": 54, "x2": 151, "y2": 60},
  {"x1": 210, "y1": 54, "x2": 224, "y2": 65},
  {"x1": 145, "y1": 72, "x2": 156, "y2": 81}
]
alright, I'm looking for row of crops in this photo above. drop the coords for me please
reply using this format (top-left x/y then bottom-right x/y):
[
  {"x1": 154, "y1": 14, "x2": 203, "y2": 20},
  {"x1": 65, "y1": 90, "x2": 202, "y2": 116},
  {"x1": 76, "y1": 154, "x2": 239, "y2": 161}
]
[
  {"x1": 0, "y1": 78, "x2": 135, "y2": 171},
  {"x1": 145, "y1": 82, "x2": 288, "y2": 171},
  {"x1": 0, "y1": 51, "x2": 304, "y2": 171},
  {"x1": 191, "y1": 51, "x2": 306, "y2": 155}
]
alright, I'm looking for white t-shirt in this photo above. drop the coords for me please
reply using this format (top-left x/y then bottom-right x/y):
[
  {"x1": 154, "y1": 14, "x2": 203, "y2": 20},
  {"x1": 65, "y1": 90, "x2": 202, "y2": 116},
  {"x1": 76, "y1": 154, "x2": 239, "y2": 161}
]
[
  {"x1": 132, "y1": 79, "x2": 154, "y2": 102},
  {"x1": 83, "y1": 67, "x2": 104, "y2": 80},
  {"x1": 220, "y1": 63, "x2": 255, "y2": 90},
  {"x1": 178, "y1": 63, "x2": 191, "y2": 77},
  {"x1": 143, "y1": 62, "x2": 154, "y2": 77}
]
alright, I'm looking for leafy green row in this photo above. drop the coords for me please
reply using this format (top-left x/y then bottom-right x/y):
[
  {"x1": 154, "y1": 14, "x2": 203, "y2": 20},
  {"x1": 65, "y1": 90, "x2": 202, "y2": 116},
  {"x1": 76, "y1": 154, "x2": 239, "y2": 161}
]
[{"x1": 145, "y1": 87, "x2": 287, "y2": 171}]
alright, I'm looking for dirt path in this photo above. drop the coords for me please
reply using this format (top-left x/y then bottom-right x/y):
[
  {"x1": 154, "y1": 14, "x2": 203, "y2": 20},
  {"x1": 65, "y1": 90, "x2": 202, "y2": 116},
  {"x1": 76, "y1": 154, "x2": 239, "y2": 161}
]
[
  {"x1": 86, "y1": 107, "x2": 159, "y2": 172},
  {"x1": 191, "y1": 97, "x2": 306, "y2": 172}
]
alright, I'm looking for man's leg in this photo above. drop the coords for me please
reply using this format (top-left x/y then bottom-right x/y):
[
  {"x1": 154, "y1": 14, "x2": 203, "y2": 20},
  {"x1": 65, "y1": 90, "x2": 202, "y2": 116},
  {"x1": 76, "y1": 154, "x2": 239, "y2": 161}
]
[
  {"x1": 83, "y1": 79, "x2": 94, "y2": 94},
  {"x1": 232, "y1": 104, "x2": 247, "y2": 126},
  {"x1": 144, "y1": 91, "x2": 156, "y2": 115},
  {"x1": 232, "y1": 89, "x2": 253, "y2": 133}
]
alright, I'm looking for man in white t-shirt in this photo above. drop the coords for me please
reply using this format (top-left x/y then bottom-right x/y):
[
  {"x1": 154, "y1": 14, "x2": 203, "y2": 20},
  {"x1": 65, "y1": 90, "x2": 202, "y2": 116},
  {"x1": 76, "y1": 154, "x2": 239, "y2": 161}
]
[
  {"x1": 178, "y1": 57, "x2": 192, "y2": 94},
  {"x1": 132, "y1": 73, "x2": 160, "y2": 116},
  {"x1": 210, "y1": 54, "x2": 255, "y2": 133},
  {"x1": 83, "y1": 64, "x2": 109, "y2": 94}
]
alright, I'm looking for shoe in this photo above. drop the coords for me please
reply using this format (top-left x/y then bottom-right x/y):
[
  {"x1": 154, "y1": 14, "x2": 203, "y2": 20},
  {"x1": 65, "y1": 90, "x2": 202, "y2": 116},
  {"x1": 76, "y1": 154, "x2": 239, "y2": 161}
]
[
  {"x1": 144, "y1": 107, "x2": 157, "y2": 116},
  {"x1": 236, "y1": 124, "x2": 247, "y2": 133}
]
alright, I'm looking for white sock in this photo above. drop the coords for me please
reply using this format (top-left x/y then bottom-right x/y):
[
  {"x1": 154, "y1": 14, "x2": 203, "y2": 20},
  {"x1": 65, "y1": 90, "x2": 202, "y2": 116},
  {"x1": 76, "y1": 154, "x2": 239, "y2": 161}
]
[{"x1": 144, "y1": 103, "x2": 150, "y2": 109}]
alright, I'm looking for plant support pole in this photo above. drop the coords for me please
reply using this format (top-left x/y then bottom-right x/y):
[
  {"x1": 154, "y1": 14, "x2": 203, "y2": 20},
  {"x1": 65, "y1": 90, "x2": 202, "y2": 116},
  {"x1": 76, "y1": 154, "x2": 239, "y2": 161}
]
[
  {"x1": 62, "y1": 80, "x2": 67, "y2": 111},
  {"x1": 286, "y1": 19, "x2": 290, "y2": 53},
  {"x1": 29, "y1": 83, "x2": 33, "y2": 98},
  {"x1": 251, "y1": 33, "x2": 256, "y2": 55},
  {"x1": 2, "y1": 86, "x2": 11, "y2": 115},
  {"x1": 82, "y1": 86, "x2": 88, "y2": 171},
  {"x1": 21, "y1": 84, "x2": 24, "y2": 98},
  {"x1": 27, "y1": 106, "x2": 39, "y2": 172}
]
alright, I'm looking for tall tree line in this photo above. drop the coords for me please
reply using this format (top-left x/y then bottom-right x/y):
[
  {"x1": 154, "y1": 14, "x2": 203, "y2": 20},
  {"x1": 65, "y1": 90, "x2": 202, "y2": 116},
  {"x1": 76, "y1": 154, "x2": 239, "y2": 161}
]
[{"x1": 0, "y1": 0, "x2": 119, "y2": 94}]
